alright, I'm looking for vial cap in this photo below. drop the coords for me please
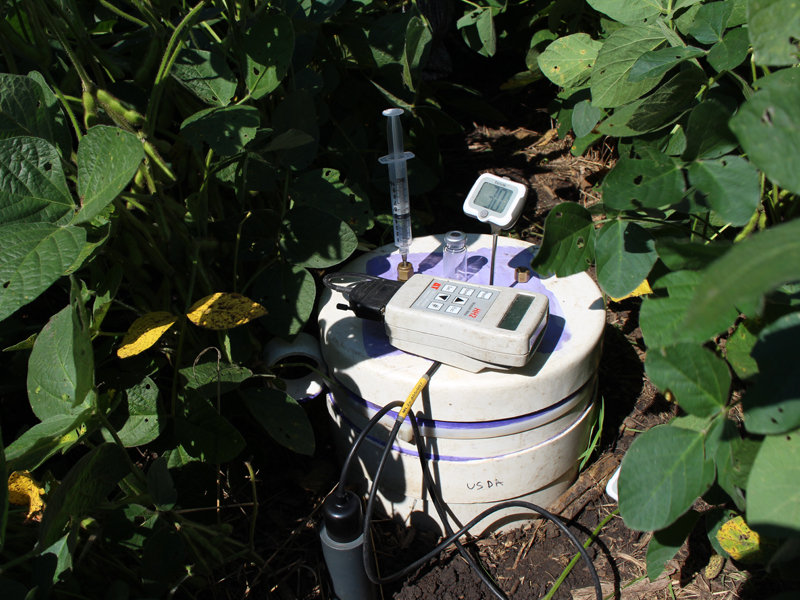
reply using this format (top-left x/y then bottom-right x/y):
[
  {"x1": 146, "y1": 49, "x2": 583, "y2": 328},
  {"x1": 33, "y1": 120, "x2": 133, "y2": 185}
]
[{"x1": 445, "y1": 231, "x2": 466, "y2": 246}]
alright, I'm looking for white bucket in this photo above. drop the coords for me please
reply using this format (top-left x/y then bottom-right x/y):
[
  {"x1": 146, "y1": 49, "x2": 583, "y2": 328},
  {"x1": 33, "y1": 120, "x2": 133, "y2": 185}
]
[{"x1": 318, "y1": 234, "x2": 605, "y2": 534}]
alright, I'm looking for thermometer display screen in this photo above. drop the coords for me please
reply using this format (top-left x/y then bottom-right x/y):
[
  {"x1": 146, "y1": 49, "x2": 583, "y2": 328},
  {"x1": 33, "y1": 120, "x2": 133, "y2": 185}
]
[{"x1": 473, "y1": 182, "x2": 513, "y2": 213}]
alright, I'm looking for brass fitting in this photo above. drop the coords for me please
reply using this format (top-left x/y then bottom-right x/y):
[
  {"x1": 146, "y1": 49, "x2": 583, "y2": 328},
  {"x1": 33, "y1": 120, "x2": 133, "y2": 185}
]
[
  {"x1": 515, "y1": 266, "x2": 530, "y2": 283},
  {"x1": 397, "y1": 261, "x2": 414, "y2": 282}
]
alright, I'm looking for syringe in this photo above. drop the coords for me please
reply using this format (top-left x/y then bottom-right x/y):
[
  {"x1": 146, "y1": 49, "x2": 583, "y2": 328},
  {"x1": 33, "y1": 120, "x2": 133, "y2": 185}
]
[{"x1": 378, "y1": 108, "x2": 415, "y2": 280}]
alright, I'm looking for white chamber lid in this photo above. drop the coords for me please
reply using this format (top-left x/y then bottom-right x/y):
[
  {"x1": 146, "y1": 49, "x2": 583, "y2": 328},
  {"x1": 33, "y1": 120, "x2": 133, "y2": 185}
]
[{"x1": 318, "y1": 234, "x2": 605, "y2": 422}]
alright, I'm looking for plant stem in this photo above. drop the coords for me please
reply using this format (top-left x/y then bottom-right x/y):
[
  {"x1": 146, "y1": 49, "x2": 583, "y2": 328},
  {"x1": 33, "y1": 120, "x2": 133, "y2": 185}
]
[
  {"x1": 542, "y1": 508, "x2": 619, "y2": 600},
  {"x1": 171, "y1": 242, "x2": 201, "y2": 418},
  {"x1": 99, "y1": 0, "x2": 148, "y2": 27},
  {"x1": 245, "y1": 461, "x2": 258, "y2": 552},
  {"x1": 144, "y1": 0, "x2": 209, "y2": 138},
  {"x1": 233, "y1": 211, "x2": 252, "y2": 293},
  {"x1": 96, "y1": 409, "x2": 148, "y2": 488}
]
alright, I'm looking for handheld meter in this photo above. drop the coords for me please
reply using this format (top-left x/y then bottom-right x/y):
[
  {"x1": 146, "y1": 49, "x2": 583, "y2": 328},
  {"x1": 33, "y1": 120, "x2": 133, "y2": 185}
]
[
  {"x1": 463, "y1": 173, "x2": 528, "y2": 230},
  {"x1": 325, "y1": 273, "x2": 549, "y2": 373}
]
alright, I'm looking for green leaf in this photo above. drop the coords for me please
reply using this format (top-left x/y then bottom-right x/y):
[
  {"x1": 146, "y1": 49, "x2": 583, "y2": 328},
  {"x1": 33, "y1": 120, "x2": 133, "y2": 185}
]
[
  {"x1": 244, "y1": 14, "x2": 294, "y2": 99},
  {"x1": 0, "y1": 426, "x2": 6, "y2": 553},
  {"x1": 252, "y1": 263, "x2": 316, "y2": 341},
  {"x1": 595, "y1": 220, "x2": 657, "y2": 299},
  {"x1": 742, "y1": 312, "x2": 800, "y2": 434},
  {"x1": 655, "y1": 237, "x2": 730, "y2": 271},
  {"x1": 645, "y1": 342, "x2": 731, "y2": 417},
  {"x1": 747, "y1": 0, "x2": 800, "y2": 66},
  {"x1": 747, "y1": 431, "x2": 800, "y2": 537},
  {"x1": 261, "y1": 129, "x2": 314, "y2": 152},
  {"x1": 74, "y1": 126, "x2": 143, "y2": 225},
  {"x1": 596, "y1": 98, "x2": 647, "y2": 136},
  {"x1": 687, "y1": 156, "x2": 760, "y2": 226},
  {"x1": 682, "y1": 100, "x2": 739, "y2": 161},
  {"x1": 26, "y1": 72, "x2": 72, "y2": 159},
  {"x1": 147, "y1": 457, "x2": 177, "y2": 511},
  {"x1": 601, "y1": 149, "x2": 686, "y2": 211},
  {"x1": 141, "y1": 526, "x2": 185, "y2": 597},
  {"x1": 4, "y1": 412, "x2": 90, "y2": 472},
  {"x1": 369, "y1": 12, "x2": 413, "y2": 68},
  {"x1": 0, "y1": 137, "x2": 75, "y2": 225},
  {"x1": 530, "y1": 202, "x2": 595, "y2": 277},
  {"x1": 646, "y1": 510, "x2": 700, "y2": 581},
  {"x1": 39, "y1": 443, "x2": 130, "y2": 548},
  {"x1": 242, "y1": 388, "x2": 315, "y2": 456},
  {"x1": 33, "y1": 529, "x2": 77, "y2": 595},
  {"x1": 716, "y1": 423, "x2": 760, "y2": 508},
  {"x1": 571, "y1": 100, "x2": 603, "y2": 138},
  {"x1": 619, "y1": 424, "x2": 715, "y2": 531},
  {"x1": 27, "y1": 304, "x2": 94, "y2": 421},
  {"x1": 641, "y1": 269, "x2": 740, "y2": 347},
  {"x1": 707, "y1": 26, "x2": 750, "y2": 72},
  {"x1": 586, "y1": 0, "x2": 665, "y2": 25},
  {"x1": 102, "y1": 376, "x2": 166, "y2": 447},
  {"x1": 725, "y1": 318, "x2": 761, "y2": 380},
  {"x1": 403, "y1": 15, "x2": 433, "y2": 92},
  {"x1": 171, "y1": 47, "x2": 237, "y2": 106},
  {"x1": 272, "y1": 90, "x2": 319, "y2": 171},
  {"x1": 0, "y1": 74, "x2": 70, "y2": 157},
  {"x1": 476, "y1": 8, "x2": 497, "y2": 57},
  {"x1": 179, "y1": 359, "x2": 252, "y2": 397},
  {"x1": 180, "y1": 106, "x2": 260, "y2": 157},
  {"x1": 290, "y1": 168, "x2": 374, "y2": 236},
  {"x1": 537, "y1": 33, "x2": 603, "y2": 88},
  {"x1": 628, "y1": 46, "x2": 706, "y2": 82},
  {"x1": 677, "y1": 0, "x2": 732, "y2": 44},
  {"x1": 627, "y1": 65, "x2": 707, "y2": 132},
  {"x1": 68, "y1": 277, "x2": 93, "y2": 409},
  {"x1": 684, "y1": 220, "x2": 800, "y2": 333},
  {"x1": 729, "y1": 75, "x2": 800, "y2": 195},
  {"x1": 280, "y1": 206, "x2": 357, "y2": 268},
  {"x1": 175, "y1": 391, "x2": 245, "y2": 463},
  {"x1": 590, "y1": 26, "x2": 666, "y2": 109}
]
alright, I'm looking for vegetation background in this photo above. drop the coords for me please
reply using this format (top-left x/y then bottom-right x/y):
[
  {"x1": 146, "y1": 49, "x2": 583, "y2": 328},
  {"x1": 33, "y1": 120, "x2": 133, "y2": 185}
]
[{"x1": 0, "y1": 0, "x2": 798, "y2": 598}]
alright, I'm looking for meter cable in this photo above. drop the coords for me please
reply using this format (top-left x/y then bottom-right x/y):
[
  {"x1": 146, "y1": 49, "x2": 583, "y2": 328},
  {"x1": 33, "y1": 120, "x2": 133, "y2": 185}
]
[{"x1": 335, "y1": 361, "x2": 602, "y2": 600}]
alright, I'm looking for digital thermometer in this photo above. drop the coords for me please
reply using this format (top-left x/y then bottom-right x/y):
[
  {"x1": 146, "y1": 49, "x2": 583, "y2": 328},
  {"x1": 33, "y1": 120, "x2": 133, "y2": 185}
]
[
  {"x1": 325, "y1": 273, "x2": 549, "y2": 373},
  {"x1": 463, "y1": 173, "x2": 528, "y2": 230}
]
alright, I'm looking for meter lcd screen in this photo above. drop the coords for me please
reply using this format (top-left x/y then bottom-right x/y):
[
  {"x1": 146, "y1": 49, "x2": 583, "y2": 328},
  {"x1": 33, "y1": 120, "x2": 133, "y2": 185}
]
[
  {"x1": 474, "y1": 182, "x2": 513, "y2": 213},
  {"x1": 498, "y1": 295, "x2": 534, "y2": 331}
]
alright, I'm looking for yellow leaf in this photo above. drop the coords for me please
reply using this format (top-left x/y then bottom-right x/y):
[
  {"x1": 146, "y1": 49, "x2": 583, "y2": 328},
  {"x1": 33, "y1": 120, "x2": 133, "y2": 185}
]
[
  {"x1": 117, "y1": 311, "x2": 179, "y2": 358},
  {"x1": 716, "y1": 515, "x2": 777, "y2": 563},
  {"x1": 186, "y1": 293, "x2": 266, "y2": 330},
  {"x1": 609, "y1": 279, "x2": 654, "y2": 302},
  {"x1": 8, "y1": 471, "x2": 46, "y2": 518}
]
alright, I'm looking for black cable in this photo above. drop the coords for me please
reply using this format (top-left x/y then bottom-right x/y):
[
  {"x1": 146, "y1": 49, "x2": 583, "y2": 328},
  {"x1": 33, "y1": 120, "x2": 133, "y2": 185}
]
[
  {"x1": 322, "y1": 272, "x2": 379, "y2": 295},
  {"x1": 337, "y1": 400, "x2": 404, "y2": 499},
  {"x1": 408, "y1": 408, "x2": 507, "y2": 600}
]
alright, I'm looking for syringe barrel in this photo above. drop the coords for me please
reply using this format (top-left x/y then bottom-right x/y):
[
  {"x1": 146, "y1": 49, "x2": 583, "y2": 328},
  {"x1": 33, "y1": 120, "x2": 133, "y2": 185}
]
[
  {"x1": 381, "y1": 108, "x2": 413, "y2": 255},
  {"x1": 387, "y1": 158, "x2": 411, "y2": 252}
]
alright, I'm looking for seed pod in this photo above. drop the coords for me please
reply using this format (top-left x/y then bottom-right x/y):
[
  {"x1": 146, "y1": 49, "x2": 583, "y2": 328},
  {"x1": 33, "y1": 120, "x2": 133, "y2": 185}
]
[
  {"x1": 96, "y1": 88, "x2": 146, "y2": 127},
  {"x1": 758, "y1": 210, "x2": 767, "y2": 230},
  {"x1": 83, "y1": 91, "x2": 98, "y2": 129},
  {"x1": 134, "y1": 36, "x2": 161, "y2": 86}
]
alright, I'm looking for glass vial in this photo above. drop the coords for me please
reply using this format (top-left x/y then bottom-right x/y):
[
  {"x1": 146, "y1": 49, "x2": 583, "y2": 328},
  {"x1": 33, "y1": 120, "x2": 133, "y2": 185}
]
[{"x1": 443, "y1": 231, "x2": 468, "y2": 281}]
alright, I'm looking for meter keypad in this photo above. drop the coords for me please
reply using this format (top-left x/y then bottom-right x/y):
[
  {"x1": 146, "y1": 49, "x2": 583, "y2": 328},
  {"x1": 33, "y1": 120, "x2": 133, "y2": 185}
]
[{"x1": 411, "y1": 279, "x2": 498, "y2": 323}]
